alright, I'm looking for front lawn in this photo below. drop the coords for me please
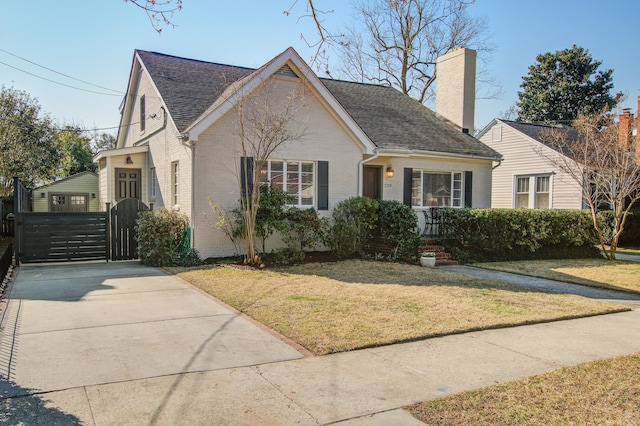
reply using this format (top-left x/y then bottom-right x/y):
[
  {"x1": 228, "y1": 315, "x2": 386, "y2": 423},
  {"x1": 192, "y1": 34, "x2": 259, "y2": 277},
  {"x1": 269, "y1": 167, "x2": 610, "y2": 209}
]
[
  {"x1": 169, "y1": 260, "x2": 626, "y2": 355},
  {"x1": 408, "y1": 352, "x2": 640, "y2": 425},
  {"x1": 473, "y1": 259, "x2": 640, "y2": 295}
]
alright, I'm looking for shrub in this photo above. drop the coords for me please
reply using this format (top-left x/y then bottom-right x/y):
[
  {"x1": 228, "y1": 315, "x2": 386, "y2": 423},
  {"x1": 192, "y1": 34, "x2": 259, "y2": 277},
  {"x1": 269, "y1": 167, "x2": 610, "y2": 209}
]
[
  {"x1": 281, "y1": 207, "x2": 329, "y2": 253},
  {"x1": 440, "y1": 208, "x2": 600, "y2": 262},
  {"x1": 136, "y1": 208, "x2": 196, "y2": 266},
  {"x1": 597, "y1": 210, "x2": 640, "y2": 246},
  {"x1": 328, "y1": 196, "x2": 379, "y2": 258},
  {"x1": 375, "y1": 200, "x2": 421, "y2": 260}
]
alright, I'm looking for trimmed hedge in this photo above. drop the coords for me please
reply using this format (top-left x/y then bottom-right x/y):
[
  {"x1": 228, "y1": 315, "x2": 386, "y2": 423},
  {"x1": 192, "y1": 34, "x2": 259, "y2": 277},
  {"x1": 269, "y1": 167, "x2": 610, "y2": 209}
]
[{"x1": 439, "y1": 208, "x2": 601, "y2": 262}]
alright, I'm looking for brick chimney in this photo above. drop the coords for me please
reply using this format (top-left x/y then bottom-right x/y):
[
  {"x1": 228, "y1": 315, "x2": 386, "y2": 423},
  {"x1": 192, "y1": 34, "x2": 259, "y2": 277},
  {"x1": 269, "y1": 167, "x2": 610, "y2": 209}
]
[
  {"x1": 436, "y1": 47, "x2": 476, "y2": 133},
  {"x1": 619, "y1": 108, "x2": 632, "y2": 147}
]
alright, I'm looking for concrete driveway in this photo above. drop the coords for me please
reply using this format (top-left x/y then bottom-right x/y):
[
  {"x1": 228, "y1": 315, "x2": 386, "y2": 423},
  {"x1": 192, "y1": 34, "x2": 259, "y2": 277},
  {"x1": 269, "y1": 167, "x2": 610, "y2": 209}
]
[{"x1": 0, "y1": 261, "x2": 304, "y2": 396}]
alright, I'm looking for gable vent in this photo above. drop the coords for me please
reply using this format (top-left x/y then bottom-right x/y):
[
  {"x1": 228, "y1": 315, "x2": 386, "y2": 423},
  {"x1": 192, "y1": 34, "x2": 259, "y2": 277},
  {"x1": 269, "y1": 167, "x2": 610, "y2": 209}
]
[{"x1": 276, "y1": 64, "x2": 298, "y2": 78}]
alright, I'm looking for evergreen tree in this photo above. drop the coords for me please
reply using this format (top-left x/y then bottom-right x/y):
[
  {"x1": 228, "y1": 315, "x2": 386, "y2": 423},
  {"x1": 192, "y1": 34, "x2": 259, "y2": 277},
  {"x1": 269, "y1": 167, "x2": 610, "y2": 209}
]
[{"x1": 517, "y1": 45, "x2": 621, "y2": 123}]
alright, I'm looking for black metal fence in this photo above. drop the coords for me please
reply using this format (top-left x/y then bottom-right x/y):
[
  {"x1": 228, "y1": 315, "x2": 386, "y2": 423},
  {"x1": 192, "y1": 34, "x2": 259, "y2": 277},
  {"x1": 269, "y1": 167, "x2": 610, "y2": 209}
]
[
  {"x1": 1, "y1": 197, "x2": 14, "y2": 237},
  {"x1": 0, "y1": 241, "x2": 12, "y2": 281}
]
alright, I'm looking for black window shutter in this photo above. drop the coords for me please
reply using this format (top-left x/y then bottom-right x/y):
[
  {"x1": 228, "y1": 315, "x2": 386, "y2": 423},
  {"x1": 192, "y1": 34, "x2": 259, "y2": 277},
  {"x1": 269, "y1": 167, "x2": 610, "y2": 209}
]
[
  {"x1": 317, "y1": 161, "x2": 329, "y2": 210},
  {"x1": 403, "y1": 168, "x2": 413, "y2": 206},
  {"x1": 464, "y1": 171, "x2": 473, "y2": 208},
  {"x1": 240, "y1": 157, "x2": 254, "y2": 199}
]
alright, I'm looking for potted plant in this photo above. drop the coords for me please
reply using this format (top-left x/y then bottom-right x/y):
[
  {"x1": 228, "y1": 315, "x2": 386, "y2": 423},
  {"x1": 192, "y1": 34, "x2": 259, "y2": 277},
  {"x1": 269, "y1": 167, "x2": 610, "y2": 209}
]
[{"x1": 420, "y1": 252, "x2": 436, "y2": 267}]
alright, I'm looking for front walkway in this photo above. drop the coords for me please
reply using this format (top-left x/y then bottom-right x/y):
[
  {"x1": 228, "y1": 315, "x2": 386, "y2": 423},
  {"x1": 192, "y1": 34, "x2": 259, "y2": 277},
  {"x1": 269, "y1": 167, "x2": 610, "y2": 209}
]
[{"x1": 1, "y1": 261, "x2": 639, "y2": 425}]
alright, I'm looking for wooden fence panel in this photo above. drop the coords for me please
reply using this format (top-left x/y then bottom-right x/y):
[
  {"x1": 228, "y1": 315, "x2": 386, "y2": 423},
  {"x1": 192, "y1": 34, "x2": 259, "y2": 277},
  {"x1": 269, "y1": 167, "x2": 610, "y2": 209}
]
[{"x1": 18, "y1": 212, "x2": 108, "y2": 263}]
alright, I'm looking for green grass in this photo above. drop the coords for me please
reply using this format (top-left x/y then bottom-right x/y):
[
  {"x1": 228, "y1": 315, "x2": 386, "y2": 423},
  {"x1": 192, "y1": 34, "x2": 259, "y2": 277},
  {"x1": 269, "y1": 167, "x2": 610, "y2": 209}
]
[
  {"x1": 408, "y1": 352, "x2": 640, "y2": 425},
  {"x1": 169, "y1": 260, "x2": 626, "y2": 355}
]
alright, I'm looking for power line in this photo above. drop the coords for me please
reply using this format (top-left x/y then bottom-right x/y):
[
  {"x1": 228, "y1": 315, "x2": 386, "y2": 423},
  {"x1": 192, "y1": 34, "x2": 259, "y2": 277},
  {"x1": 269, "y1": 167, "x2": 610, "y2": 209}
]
[
  {"x1": 0, "y1": 48, "x2": 124, "y2": 94},
  {"x1": 0, "y1": 61, "x2": 122, "y2": 97}
]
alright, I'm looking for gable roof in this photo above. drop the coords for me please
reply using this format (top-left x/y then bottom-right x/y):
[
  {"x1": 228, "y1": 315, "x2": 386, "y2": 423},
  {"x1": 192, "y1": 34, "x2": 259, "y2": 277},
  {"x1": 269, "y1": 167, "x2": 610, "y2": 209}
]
[
  {"x1": 499, "y1": 120, "x2": 579, "y2": 146},
  {"x1": 135, "y1": 50, "x2": 254, "y2": 133},
  {"x1": 133, "y1": 49, "x2": 500, "y2": 160},
  {"x1": 322, "y1": 79, "x2": 500, "y2": 158},
  {"x1": 34, "y1": 171, "x2": 97, "y2": 190}
]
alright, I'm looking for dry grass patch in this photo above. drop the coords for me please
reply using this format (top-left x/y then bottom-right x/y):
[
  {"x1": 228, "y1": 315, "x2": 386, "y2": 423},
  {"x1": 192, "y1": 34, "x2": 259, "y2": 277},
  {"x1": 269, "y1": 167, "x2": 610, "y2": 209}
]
[
  {"x1": 170, "y1": 260, "x2": 626, "y2": 355},
  {"x1": 408, "y1": 352, "x2": 640, "y2": 425},
  {"x1": 474, "y1": 259, "x2": 640, "y2": 294}
]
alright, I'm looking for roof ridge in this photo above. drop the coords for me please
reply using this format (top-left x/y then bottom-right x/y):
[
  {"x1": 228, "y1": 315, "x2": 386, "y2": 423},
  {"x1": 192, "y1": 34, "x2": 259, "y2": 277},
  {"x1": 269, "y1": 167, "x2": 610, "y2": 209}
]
[{"x1": 136, "y1": 49, "x2": 257, "y2": 72}]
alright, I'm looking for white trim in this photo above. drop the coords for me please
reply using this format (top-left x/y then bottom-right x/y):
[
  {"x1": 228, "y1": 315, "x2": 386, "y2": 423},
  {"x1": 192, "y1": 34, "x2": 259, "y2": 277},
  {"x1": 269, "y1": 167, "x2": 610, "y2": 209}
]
[{"x1": 184, "y1": 47, "x2": 377, "y2": 154}]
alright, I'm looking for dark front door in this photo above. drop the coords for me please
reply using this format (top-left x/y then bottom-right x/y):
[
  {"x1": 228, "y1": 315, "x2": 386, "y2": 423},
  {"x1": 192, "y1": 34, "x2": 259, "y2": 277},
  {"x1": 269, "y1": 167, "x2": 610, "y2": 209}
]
[
  {"x1": 115, "y1": 168, "x2": 141, "y2": 201},
  {"x1": 363, "y1": 166, "x2": 381, "y2": 200}
]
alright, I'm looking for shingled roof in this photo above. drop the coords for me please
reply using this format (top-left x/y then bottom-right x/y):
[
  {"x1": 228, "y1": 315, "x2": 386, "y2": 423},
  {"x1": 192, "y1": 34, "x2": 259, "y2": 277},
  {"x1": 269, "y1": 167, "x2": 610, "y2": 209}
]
[
  {"x1": 135, "y1": 50, "x2": 500, "y2": 159},
  {"x1": 499, "y1": 120, "x2": 579, "y2": 150}
]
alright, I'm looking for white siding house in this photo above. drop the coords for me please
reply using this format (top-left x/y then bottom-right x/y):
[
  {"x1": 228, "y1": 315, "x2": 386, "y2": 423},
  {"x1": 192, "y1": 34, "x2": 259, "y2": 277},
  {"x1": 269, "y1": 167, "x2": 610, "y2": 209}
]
[{"x1": 477, "y1": 119, "x2": 583, "y2": 209}]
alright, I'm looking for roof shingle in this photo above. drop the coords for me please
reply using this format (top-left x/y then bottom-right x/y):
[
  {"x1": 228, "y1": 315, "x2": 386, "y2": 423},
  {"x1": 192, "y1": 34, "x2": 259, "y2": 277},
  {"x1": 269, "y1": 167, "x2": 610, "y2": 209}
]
[{"x1": 135, "y1": 50, "x2": 500, "y2": 159}]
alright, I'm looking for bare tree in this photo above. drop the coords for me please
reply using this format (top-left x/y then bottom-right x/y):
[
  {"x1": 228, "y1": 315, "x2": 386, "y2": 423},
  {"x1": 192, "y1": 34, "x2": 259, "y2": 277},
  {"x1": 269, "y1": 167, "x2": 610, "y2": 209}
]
[
  {"x1": 335, "y1": 0, "x2": 494, "y2": 103},
  {"x1": 124, "y1": 0, "x2": 183, "y2": 33},
  {"x1": 234, "y1": 79, "x2": 307, "y2": 265},
  {"x1": 540, "y1": 112, "x2": 640, "y2": 260}
]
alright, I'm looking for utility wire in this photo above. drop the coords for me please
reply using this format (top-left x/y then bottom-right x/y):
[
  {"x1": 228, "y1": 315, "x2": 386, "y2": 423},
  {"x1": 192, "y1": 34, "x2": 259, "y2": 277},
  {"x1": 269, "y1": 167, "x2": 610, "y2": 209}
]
[
  {"x1": 0, "y1": 47, "x2": 124, "y2": 94},
  {"x1": 0, "y1": 61, "x2": 122, "y2": 97}
]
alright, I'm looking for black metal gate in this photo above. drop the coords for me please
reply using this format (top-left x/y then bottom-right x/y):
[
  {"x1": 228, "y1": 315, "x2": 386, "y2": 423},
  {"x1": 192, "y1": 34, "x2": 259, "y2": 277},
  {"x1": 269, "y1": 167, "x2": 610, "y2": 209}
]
[{"x1": 109, "y1": 198, "x2": 148, "y2": 261}]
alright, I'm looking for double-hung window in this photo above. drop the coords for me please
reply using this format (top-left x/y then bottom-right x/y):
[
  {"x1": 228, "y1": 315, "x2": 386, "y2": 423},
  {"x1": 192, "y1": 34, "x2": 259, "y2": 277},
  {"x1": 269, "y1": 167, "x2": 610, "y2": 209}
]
[
  {"x1": 411, "y1": 171, "x2": 463, "y2": 207},
  {"x1": 515, "y1": 175, "x2": 551, "y2": 208},
  {"x1": 260, "y1": 160, "x2": 314, "y2": 207}
]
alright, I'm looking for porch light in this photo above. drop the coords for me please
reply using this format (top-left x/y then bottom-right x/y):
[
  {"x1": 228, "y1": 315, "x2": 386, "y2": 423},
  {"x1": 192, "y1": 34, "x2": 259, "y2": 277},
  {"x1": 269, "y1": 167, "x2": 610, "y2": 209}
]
[
  {"x1": 385, "y1": 165, "x2": 395, "y2": 178},
  {"x1": 126, "y1": 156, "x2": 133, "y2": 164}
]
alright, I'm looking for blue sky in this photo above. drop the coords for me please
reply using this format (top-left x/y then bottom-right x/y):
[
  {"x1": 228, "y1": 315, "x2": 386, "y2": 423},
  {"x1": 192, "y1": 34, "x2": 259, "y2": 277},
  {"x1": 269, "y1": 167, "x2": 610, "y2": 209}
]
[{"x1": 2, "y1": 1, "x2": 638, "y2": 135}]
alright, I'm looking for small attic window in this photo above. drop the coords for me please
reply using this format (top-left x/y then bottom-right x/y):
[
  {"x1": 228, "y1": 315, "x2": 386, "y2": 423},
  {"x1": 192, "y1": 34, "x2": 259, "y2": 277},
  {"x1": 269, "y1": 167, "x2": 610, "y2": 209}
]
[
  {"x1": 276, "y1": 64, "x2": 298, "y2": 78},
  {"x1": 491, "y1": 125, "x2": 502, "y2": 142},
  {"x1": 140, "y1": 95, "x2": 146, "y2": 132}
]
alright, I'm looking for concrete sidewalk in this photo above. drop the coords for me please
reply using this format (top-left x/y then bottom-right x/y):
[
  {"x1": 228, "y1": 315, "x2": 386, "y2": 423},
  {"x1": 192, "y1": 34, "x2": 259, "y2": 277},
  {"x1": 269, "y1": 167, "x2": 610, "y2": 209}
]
[{"x1": 1, "y1": 262, "x2": 640, "y2": 425}]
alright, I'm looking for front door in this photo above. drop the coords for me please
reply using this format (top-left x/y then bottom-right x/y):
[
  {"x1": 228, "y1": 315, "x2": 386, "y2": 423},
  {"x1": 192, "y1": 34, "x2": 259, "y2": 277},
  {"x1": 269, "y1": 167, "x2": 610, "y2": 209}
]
[
  {"x1": 115, "y1": 168, "x2": 141, "y2": 201},
  {"x1": 363, "y1": 166, "x2": 381, "y2": 200}
]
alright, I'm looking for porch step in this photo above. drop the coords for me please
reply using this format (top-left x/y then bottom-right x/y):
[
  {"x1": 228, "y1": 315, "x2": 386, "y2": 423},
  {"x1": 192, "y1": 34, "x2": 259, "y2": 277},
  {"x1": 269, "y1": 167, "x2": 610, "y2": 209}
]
[{"x1": 419, "y1": 239, "x2": 460, "y2": 266}]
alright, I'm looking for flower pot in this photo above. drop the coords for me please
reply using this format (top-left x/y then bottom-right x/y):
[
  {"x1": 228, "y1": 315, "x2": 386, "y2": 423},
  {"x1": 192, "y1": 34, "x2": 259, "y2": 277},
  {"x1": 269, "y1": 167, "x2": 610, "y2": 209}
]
[{"x1": 420, "y1": 256, "x2": 436, "y2": 267}]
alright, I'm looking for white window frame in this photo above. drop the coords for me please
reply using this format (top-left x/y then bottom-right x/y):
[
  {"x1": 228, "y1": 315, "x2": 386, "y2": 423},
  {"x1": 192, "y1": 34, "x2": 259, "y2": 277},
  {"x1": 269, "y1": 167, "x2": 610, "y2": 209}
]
[
  {"x1": 411, "y1": 170, "x2": 464, "y2": 208},
  {"x1": 149, "y1": 167, "x2": 156, "y2": 199},
  {"x1": 513, "y1": 174, "x2": 552, "y2": 209},
  {"x1": 140, "y1": 95, "x2": 146, "y2": 133},
  {"x1": 171, "y1": 161, "x2": 179, "y2": 207},
  {"x1": 259, "y1": 159, "x2": 315, "y2": 208}
]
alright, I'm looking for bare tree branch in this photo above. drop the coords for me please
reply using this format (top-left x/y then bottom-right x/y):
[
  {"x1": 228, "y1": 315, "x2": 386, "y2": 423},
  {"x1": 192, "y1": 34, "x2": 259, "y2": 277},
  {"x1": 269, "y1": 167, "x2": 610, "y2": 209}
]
[
  {"x1": 539, "y1": 111, "x2": 640, "y2": 259},
  {"x1": 124, "y1": 0, "x2": 183, "y2": 33},
  {"x1": 335, "y1": 0, "x2": 496, "y2": 104}
]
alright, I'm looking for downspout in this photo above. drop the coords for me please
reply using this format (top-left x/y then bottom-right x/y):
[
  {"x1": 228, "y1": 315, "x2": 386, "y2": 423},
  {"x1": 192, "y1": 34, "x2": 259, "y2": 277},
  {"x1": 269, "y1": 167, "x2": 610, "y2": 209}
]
[
  {"x1": 358, "y1": 150, "x2": 380, "y2": 196},
  {"x1": 180, "y1": 134, "x2": 196, "y2": 250},
  {"x1": 492, "y1": 159, "x2": 502, "y2": 170}
]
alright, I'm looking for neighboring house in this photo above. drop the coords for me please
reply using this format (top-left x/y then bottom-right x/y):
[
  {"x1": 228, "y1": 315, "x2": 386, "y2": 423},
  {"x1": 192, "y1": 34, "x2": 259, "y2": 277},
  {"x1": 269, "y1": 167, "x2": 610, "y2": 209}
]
[
  {"x1": 477, "y1": 119, "x2": 584, "y2": 209},
  {"x1": 94, "y1": 47, "x2": 501, "y2": 258},
  {"x1": 33, "y1": 171, "x2": 99, "y2": 212}
]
